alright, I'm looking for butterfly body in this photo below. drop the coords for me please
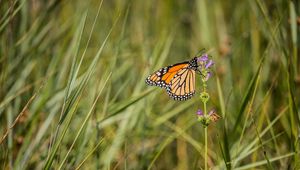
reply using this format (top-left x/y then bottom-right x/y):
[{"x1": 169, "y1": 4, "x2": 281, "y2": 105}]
[{"x1": 146, "y1": 57, "x2": 199, "y2": 101}]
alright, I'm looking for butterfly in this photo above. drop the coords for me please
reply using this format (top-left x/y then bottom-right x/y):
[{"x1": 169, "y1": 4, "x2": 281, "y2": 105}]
[{"x1": 145, "y1": 57, "x2": 200, "y2": 101}]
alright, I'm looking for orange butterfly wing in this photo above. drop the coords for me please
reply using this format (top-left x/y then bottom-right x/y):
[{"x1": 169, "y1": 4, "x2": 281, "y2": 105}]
[
  {"x1": 145, "y1": 57, "x2": 199, "y2": 101},
  {"x1": 167, "y1": 68, "x2": 196, "y2": 100},
  {"x1": 145, "y1": 63, "x2": 189, "y2": 88}
]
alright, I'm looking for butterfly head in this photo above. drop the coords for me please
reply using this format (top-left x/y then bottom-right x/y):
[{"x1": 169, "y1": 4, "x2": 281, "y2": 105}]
[{"x1": 188, "y1": 57, "x2": 199, "y2": 70}]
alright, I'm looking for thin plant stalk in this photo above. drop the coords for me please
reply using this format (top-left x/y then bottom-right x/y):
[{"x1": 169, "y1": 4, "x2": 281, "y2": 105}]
[
  {"x1": 204, "y1": 126, "x2": 208, "y2": 170},
  {"x1": 196, "y1": 53, "x2": 215, "y2": 170},
  {"x1": 203, "y1": 84, "x2": 208, "y2": 170}
]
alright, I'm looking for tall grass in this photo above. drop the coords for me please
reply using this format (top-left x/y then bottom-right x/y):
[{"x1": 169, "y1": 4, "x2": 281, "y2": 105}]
[{"x1": 0, "y1": 0, "x2": 299, "y2": 169}]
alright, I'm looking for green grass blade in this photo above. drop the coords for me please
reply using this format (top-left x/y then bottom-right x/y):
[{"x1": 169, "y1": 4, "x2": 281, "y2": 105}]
[
  {"x1": 216, "y1": 76, "x2": 225, "y2": 118},
  {"x1": 232, "y1": 57, "x2": 264, "y2": 132},
  {"x1": 43, "y1": 99, "x2": 81, "y2": 170},
  {"x1": 222, "y1": 123, "x2": 231, "y2": 169},
  {"x1": 104, "y1": 89, "x2": 155, "y2": 118},
  {"x1": 235, "y1": 153, "x2": 294, "y2": 170},
  {"x1": 58, "y1": 12, "x2": 88, "y2": 124},
  {"x1": 148, "y1": 120, "x2": 196, "y2": 170},
  {"x1": 251, "y1": 117, "x2": 273, "y2": 170},
  {"x1": 287, "y1": 55, "x2": 300, "y2": 168},
  {"x1": 74, "y1": 138, "x2": 105, "y2": 170},
  {"x1": 289, "y1": 1, "x2": 297, "y2": 75},
  {"x1": 233, "y1": 106, "x2": 288, "y2": 165},
  {"x1": 58, "y1": 73, "x2": 111, "y2": 169}
]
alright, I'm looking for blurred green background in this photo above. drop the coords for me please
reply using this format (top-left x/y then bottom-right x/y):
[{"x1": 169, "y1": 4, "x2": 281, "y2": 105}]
[{"x1": 0, "y1": 0, "x2": 299, "y2": 169}]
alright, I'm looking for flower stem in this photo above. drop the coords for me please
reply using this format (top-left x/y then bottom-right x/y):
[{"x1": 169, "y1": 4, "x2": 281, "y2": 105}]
[
  {"x1": 203, "y1": 98, "x2": 208, "y2": 170},
  {"x1": 203, "y1": 82, "x2": 208, "y2": 170},
  {"x1": 204, "y1": 126, "x2": 208, "y2": 170},
  {"x1": 203, "y1": 98, "x2": 207, "y2": 116},
  {"x1": 197, "y1": 53, "x2": 214, "y2": 170}
]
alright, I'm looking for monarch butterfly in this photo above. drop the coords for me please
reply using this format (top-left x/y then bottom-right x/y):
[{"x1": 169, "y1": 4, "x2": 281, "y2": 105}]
[{"x1": 145, "y1": 57, "x2": 200, "y2": 101}]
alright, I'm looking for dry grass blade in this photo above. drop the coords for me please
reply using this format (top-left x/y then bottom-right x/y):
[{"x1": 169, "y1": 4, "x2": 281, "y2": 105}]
[{"x1": 0, "y1": 83, "x2": 44, "y2": 144}]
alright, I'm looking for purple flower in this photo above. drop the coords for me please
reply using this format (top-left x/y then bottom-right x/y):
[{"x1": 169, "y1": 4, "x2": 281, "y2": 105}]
[
  {"x1": 203, "y1": 72, "x2": 212, "y2": 81},
  {"x1": 205, "y1": 59, "x2": 214, "y2": 69},
  {"x1": 197, "y1": 54, "x2": 208, "y2": 62},
  {"x1": 196, "y1": 53, "x2": 214, "y2": 81},
  {"x1": 197, "y1": 109, "x2": 203, "y2": 116},
  {"x1": 197, "y1": 54, "x2": 214, "y2": 70}
]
